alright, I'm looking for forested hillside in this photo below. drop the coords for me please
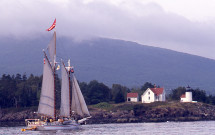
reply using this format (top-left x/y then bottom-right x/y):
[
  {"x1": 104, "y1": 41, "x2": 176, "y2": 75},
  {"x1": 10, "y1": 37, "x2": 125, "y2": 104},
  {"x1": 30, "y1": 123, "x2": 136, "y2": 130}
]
[{"x1": 0, "y1": 37, "x2": 215, "y2": 93}]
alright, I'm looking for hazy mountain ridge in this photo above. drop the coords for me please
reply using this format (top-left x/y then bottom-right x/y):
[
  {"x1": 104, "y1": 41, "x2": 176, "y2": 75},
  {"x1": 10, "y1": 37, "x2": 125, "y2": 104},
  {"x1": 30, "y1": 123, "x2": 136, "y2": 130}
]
[{"x1": 0, "y1": 36, "x2": 215, "y2": 93}]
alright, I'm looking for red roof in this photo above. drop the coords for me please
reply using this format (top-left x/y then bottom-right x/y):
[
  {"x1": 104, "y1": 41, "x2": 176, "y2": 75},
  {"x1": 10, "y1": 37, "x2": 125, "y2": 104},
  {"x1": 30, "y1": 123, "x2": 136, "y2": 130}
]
[
  {"x1": 181, "y1": 94, "x2": 186, "y2": 98},
  {"x1": 127, "y1": 93, "x2": 138, "y2": 98},
  {"x1": 150, "y1": 88, "x2": 164, "y2": 95}
]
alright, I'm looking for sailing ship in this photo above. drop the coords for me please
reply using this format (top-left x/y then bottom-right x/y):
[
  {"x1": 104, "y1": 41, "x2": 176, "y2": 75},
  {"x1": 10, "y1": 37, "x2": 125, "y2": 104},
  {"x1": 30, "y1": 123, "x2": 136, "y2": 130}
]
[{"x1": 22, "y1": 19, "x2": 91, "y2": 131}]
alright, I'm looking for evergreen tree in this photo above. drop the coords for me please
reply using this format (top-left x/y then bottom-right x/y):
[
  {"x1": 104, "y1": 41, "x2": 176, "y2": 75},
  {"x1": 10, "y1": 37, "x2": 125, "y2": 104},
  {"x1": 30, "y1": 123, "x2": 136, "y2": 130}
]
[
  {"x1": 114, "y1": 90, "x2": 125, "y2": 103},
  {"x1": 111, "y1": 84, "x2": 128, "y2": 103},
  {"x1": 191, "y1": 89, "x2": 207, "y2": 103},
  {"x1": 79, "y1": 82, "x2": 89, "y2": 104},
  {"x1": 168, "y1": 87, "x2": 186, "y2": 100},
  {"x1": 140, "y1": 82, "x2": 154, "y2": 92},
  {"x1": 87, "y1": 80, "x2": 111, "y2": 104}
]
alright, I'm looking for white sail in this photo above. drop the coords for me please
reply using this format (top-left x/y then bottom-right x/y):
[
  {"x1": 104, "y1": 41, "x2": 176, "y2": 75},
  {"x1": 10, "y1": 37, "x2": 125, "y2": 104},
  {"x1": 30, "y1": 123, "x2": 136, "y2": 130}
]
[
  {"x1": 71, "y1": 75, "x2": 90, "y2": 117},
  {"x1": 60, "y1": 61, "x2": 70, "y2": 117},
  {"x1": 47, "y1": 31, "x2": 56, "y2": 68},
  {"x1": 24, "y1": 20, "x2": 92, "y2": 131},
  {"x1": 38, "y1": 55, "x2": 55, "y2": 118}
]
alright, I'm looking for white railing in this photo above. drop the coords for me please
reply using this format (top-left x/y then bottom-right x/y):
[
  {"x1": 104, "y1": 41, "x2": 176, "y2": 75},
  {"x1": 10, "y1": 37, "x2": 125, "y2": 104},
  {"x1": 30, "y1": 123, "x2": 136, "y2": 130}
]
[{"x1": 25, "y1": 119, "x2": 44, "y2": 127}]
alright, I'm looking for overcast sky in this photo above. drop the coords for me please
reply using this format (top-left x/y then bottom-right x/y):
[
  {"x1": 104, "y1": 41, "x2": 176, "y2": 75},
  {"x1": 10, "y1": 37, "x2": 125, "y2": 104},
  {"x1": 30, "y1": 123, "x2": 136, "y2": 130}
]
[{"x1": 1, "y1": 0, "x2": 215, "y2": 59}]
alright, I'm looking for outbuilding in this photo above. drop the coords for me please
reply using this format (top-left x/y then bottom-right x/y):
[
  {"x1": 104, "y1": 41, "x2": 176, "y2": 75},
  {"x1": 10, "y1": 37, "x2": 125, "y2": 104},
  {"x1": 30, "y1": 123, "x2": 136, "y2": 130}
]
[{"x1": 127, "y1": 93, "x2": 139, "y2": 102}]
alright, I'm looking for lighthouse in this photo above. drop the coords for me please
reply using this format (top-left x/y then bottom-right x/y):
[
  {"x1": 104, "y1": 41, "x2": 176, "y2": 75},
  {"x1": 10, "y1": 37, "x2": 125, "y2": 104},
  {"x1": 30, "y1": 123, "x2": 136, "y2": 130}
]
[
  {"x1": 180, "y1": 86, "x2": 193, "y2": 102},
  {"x1": 185, "y1": 86, "x2": 192, "y2": 102}
]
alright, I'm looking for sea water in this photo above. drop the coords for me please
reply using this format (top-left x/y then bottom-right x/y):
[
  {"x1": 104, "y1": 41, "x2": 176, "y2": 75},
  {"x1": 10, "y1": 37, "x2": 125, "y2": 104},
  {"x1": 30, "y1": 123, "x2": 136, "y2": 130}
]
[{"x1": 0, "y1": 121, "x2": 215, "y2": 135}]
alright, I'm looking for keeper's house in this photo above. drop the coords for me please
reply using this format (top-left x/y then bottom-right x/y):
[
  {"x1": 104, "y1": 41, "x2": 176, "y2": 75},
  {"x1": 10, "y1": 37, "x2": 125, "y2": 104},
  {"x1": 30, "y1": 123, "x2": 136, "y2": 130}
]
[{"x1": 141, "y1": 86, "x2": 165, "y2": 103}]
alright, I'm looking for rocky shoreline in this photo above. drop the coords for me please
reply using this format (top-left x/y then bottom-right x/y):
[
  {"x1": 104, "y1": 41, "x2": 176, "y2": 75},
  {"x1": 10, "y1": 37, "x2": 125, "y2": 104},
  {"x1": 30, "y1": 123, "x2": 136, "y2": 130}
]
[
  {"x1": 1, "y1": 102, "x2": 215, "y2": 126},
  {"x1": 87, "y1": 102, "x2": 215, "y2": 124}
]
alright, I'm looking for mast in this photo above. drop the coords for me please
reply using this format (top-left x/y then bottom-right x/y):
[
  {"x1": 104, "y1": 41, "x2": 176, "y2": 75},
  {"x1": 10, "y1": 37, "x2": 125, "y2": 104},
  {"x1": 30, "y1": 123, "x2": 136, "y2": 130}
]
[
  {"x1": 54, "y1": 64, "x2": 56, "y2": 120},
  {"x1": 54, "y1": 30, "x2": 56, "y2": 120},
  {"x1": 47, "y1": 29, "x2": 57, "y2": 119},
  {"x1": 66, "y1": 59, "x2": 72, "y2": 117},
  {"x1": 68, "y1": 60, "x2": 72, "y2": 117}
]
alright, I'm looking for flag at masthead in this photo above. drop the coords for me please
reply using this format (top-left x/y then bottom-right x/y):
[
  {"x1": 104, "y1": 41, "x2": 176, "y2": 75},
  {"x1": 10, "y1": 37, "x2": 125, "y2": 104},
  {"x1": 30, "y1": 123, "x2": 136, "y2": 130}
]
[{"x1": 46, "y1": 19, "x2": 56, "y2": 31}]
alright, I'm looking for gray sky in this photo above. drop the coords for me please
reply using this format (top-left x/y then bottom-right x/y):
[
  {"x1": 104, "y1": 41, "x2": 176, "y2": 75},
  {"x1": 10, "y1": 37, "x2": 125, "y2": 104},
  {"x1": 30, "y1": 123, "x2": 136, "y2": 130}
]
[{"x1": 1, "y1": 0, "x2": 215, "y2": 59}]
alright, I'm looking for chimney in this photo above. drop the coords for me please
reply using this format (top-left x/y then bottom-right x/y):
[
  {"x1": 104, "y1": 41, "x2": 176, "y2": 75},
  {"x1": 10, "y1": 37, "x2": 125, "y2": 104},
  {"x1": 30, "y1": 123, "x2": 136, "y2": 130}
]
[{"x1": 154, "y1": 84, "x2": 156, "y2": 88}]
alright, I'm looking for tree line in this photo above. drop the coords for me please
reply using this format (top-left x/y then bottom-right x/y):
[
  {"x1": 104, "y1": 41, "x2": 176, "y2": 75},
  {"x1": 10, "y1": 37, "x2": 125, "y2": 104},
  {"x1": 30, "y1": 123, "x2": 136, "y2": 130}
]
[{"x1": 0, "y1": 73, "x2": 215, "y2": 109}]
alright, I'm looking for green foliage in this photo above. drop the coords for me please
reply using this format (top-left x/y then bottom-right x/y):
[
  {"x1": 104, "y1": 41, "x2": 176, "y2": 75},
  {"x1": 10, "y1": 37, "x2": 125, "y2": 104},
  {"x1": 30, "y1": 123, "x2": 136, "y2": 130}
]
[
  {"x1": 168, "y1": 87, "x2": 215, "y2": 105},
  {"x1": 92, "y1": 102, "x2": 113, "y2": 109},
  {"x1": 0, "y1": 74, "x2": 42, "y2": 108},
  {"x1": 0, "y1": 74, "x2": 16, "y2": 107},
  {"x1": 191, "y1": 89, "x2": 207, "y2": 103},
  {"x1": 140, "y1": 82, "x2": 154, "y2": 91},
  {"x1": 115, "y1": 103, "x2": 134, "y2": 111},
  {"x1": 79, "y1": 82, "x2": 89, "y2": 103},
  {"x1": 0, "y1": 74, "x2": 112, "y2": 108},
  {"x1": 207, "y1": 95, "x2": 215, "y2": 105},
  {"x1": 2, "y1": 72, "x2": 215, "y2": 110},
  {"x1": 129, "y1": 82, "x2": 155, "y2": 101},
  {"x1": 111, "y1": 84, "x2": 129, "y2": 103},
  {"x1": 168, "y1": 87, "x2": 186, "y2": 101},
  {"x1": 80, "y1": 80, "x2": 111, "y2": 105},
  {"x1": 114, "y1": 90, "x2": 125, "y2": 103}
]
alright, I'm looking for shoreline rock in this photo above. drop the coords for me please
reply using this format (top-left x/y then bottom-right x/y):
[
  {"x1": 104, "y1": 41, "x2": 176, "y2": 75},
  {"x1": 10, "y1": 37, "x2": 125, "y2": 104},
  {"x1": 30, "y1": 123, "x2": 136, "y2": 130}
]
[{"x1": 1, "y1": 102, "x2": 215, "y2": 126}]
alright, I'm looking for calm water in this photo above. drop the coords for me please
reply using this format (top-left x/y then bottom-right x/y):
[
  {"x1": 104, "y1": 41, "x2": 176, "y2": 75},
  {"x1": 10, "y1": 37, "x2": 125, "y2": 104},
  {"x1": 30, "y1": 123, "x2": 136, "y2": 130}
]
[{"x1": 0, "y1": 121, "x2": 215, "y2": 135}]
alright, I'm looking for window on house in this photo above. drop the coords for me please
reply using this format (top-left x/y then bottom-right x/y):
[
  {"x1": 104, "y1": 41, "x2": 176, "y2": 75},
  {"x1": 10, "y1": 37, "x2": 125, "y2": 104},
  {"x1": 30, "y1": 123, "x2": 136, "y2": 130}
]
[
  {"x1": 128, "y1": 98, "x2": 131, "y2": 101},
  {"x1": 148, "y1": 97, "x2": 150, "y2": 100},
  {"x1": 148, "y1": 92, "x2": 150, "y2": 95}
]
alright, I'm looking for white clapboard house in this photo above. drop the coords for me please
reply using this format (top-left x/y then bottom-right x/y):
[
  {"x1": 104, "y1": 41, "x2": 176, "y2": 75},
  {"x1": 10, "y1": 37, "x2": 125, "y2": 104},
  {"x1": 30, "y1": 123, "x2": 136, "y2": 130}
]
[{"x1": 141, "y1": 86, "x2": 165, "y2": 103}]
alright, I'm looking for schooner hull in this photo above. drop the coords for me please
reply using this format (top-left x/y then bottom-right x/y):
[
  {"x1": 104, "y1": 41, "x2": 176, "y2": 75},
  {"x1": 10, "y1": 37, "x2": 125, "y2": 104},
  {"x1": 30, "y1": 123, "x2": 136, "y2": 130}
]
[{"x1": 35, "y1": 123, "x2": 80, "y2": 131}]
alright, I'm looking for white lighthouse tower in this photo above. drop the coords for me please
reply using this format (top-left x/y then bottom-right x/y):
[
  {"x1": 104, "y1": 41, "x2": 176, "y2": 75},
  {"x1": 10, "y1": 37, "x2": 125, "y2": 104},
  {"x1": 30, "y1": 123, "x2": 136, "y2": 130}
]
[
  {"x1": 185, "y1": 86, "x2": 192, "y2": 102},
  {"x1": 181, "y1": 86, "x2": 193, "y2": 102}
]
